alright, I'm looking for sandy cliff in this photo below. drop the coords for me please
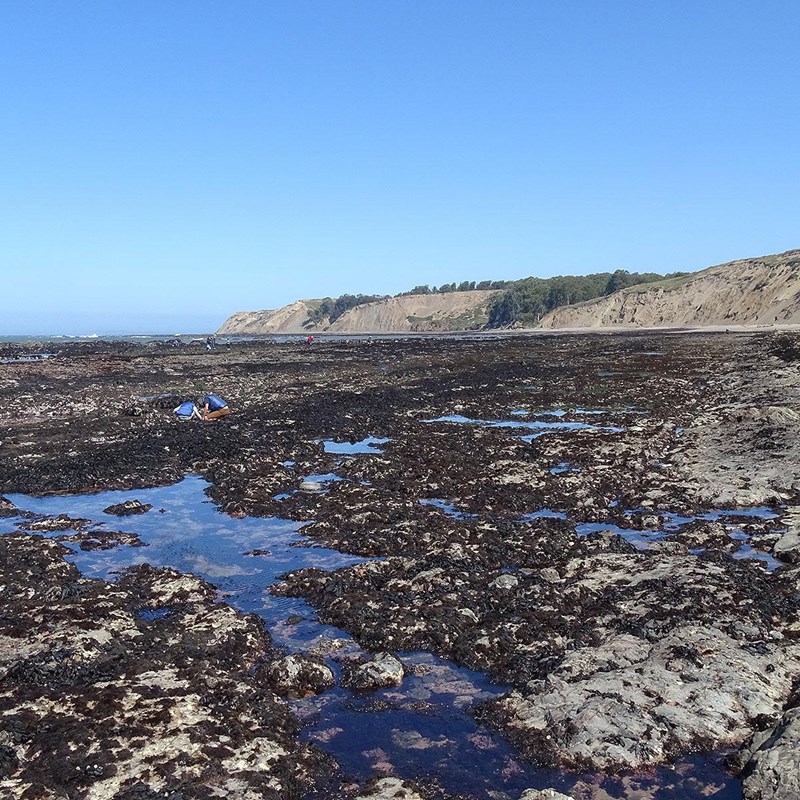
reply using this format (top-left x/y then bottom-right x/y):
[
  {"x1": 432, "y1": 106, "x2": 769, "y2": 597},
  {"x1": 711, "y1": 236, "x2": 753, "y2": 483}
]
[
  {"x1": 327, "y1": 290, "x2": 499, "y2": 333},
  {"x1": 538, "y1": 249, "x2": 800, "y2": 329},
  {"x1": 217, "y1": 300, "x2": 322, "y2": 335},
  {"x1": 218, "y1": 249, "x2": 800, "y2": 335},
  {"x1": 218, "y1": 290, "x2": 499, "y2": 335}
]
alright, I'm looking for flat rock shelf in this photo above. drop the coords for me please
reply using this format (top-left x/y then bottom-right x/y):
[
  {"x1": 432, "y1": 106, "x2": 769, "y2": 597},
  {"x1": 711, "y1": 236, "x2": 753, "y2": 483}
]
[{"x1": 1, "y1": 331, "x2": 799, "y2": 800}]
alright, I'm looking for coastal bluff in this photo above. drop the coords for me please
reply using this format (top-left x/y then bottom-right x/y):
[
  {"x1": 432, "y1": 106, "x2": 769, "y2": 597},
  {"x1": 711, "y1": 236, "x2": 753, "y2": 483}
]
[
  {"x1": 217, "y1": 290, "x2": 500, "y2": 335},
  {"x1": 217, "y1": 248, "x2": 800, "y2": 335},
  {"x1": 539, "y1": 249, "x2": 800, "y2": 329}
]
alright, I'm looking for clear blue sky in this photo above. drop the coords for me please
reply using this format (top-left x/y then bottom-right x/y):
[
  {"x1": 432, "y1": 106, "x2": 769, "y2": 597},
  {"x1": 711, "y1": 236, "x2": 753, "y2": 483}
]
[{"x1": 1, "y1": 1, "x2": 798, "y2": 334}]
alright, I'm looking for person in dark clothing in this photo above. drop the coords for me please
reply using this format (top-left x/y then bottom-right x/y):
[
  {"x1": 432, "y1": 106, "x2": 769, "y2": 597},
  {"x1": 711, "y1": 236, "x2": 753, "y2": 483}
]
[{"x1": 201, "y1": 393, "x2": 229, "y2": 421}]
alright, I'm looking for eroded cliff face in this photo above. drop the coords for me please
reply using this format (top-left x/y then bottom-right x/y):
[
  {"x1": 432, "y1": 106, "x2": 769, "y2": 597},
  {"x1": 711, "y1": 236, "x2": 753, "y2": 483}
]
[
  {"x1": 327, "y1": 290, "x2": 500, "y2": 332},
  {"x1": 217, "y1": 290, "x2": 500, "y2": 335},
  {"x1": 218, "y1": 249, "x2": 800, "y2": 335},
  {"x1": 538, "y1": 250, "x2": 800, "y2": 329},
  {"x1": 217, "y1": 300, "x2": 322, "y2": 335}
]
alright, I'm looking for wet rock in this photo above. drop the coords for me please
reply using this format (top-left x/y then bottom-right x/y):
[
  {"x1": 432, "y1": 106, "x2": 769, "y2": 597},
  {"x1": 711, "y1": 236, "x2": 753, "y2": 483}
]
[
  {"x1": 673, "y1": 520, "x2": 736, "y2": 551},
  {"x1": 647, "y1": 539, "x2": 688, "y2": 554},
  {"x1": 519, "y1": 790, "x2": 574, "y2": 800},
  {"x1": 491, "y1": 574, "x2": 519, "y2": 590},
  {"x1": 736, "y1": 704, "x2": 800, "y2": 800},
  {"x1": 143, "y1": 393, "x2": 185, "y2": 410},
  {"x1": 356, "y1": 777, "x2": 425, "y2": 800},
  {"x1": 58, "y1": 528, "x2": 145, "y2": 551},
  {"x1": 773, "y1": 511, "x2": 800, "y2": 564},
  {"x1": 263, "y1": 653, "x2": 334, "y2": 697},
  {"x1": 539, "y1": 567, "x2": 560, "y2": 583},
  {"x1": 300, "y1": 480, "x2": 325, "y2": 493},
  {"x1": 342, "y1": 652, "x2": 405, "y2": 690},
  {"x1": 0, "y1": 534, "x2": 343, "y2": 798},
  {"x1": 19, "y1": 514, "x2": 90, "y2": 532},
  {"x1": 0, "y1": 495, "x2": 19, "y2": 518},
  {"x1": 774, "y1": 531, "x2": 800, "y2": 564},
  {"x1": 676, "y1": 399, "x2": 800, "y2": 508},
  {"x1": 17, "y1": 514, "x2": 144, "y2": 550},
  {"x1": 103, "y1": 499, "x2": 152, "y2": 516},
  {"x1": 486, "y1": 624, "x2": 800, "y2": 770}
]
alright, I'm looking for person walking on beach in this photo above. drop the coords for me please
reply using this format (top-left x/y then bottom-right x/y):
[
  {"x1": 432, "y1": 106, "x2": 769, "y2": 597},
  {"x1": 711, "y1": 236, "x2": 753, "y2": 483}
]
[{"x1": 201, "y1": 393, "x2": 229, "y2": 421}]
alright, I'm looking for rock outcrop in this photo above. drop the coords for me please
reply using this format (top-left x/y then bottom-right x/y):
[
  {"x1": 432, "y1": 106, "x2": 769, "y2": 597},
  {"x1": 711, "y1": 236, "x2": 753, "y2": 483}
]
[
  {"x1": 736, "y1": 698, "x2": 800, "y2": 800},
  {"x1": 0, "y1": 534, "x2": 340, "y2": 799},
  {"x1": 341, "y1": 652, "x2": 405, "y2": 690},
  {"x1": 355, "y1": 777, "x2": 426, "y2": 800}
]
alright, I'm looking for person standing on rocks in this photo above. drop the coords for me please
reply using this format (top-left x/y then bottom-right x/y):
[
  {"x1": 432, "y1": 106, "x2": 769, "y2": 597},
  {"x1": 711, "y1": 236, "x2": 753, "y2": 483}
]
[{"x1": 201, "y1": 393, "x2": 230, "y2": 421}]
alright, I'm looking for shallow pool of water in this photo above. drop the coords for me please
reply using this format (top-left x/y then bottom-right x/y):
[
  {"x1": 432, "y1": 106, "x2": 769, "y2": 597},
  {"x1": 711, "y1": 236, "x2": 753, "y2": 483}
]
[
  {"x1": 303, "y1": 472, "x2": 345, "y2": 484},
  {"x1": 576, "y1": 521, "x2": 663, "y2": 550},
  {"x1": 523, "y1": 509, "x2": 568, "y2": 521},
  {"x1": 425, "y1": 414, "x2": 625, "y2": 440},
  {"x1": 2, "y1": 477, "x2": 746, "y2": 798},
  {"x1": 580, "y1": 506, "x2": 786, "y2": 570},
  {"x1": 5, "y1": 476, "x2": 364, "y2": 649},
  {"x1": 419, "y1": 498, "x2": 479, "y2": 520},
  {"x1": 321, "y1": 436, "x2": 390, "y2": 454},
  {"x1": 550, "y1": 462, "x2": 581, "y2": 475},
  {"x1": 0, "y1": 352, "x2": 55, "y2": 364}
]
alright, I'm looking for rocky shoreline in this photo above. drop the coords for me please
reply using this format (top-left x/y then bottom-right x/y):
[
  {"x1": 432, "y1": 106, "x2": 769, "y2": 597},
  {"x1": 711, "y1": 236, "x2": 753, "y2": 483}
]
[{"x1": 1, "y1": 332, "x2": 799, "y2": 798}]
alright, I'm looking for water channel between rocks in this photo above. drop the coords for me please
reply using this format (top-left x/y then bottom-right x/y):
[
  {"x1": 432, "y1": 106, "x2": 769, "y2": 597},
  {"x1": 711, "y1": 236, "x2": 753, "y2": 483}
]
[{"x1": 3, "y1": 475, "x2": 749, "y2": 799}]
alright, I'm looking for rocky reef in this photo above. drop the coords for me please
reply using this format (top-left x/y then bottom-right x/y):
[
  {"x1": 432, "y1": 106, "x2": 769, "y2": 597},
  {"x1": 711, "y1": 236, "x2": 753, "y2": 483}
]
[
  {"x1": 1, "y1": 331, "x2": 799, "y2": 798},
  {"x1": 0, "y1": 533, "x2": 341, "y2": 799}
]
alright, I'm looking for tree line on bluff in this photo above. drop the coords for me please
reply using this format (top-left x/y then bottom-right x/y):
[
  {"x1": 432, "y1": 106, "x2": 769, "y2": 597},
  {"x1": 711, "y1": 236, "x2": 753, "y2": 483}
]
[{"x1": 304, "y1": 269, "x2": 686, "y2": 328}]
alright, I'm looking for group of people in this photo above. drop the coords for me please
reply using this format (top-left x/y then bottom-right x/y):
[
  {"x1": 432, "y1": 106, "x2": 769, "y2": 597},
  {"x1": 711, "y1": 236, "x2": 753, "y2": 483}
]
[
  {"x1": 174, "y1": 393, "x2": 229, "y2": 422},
  {"x1": 174, "y1": 334, "x2": 322, "y2": 423}
]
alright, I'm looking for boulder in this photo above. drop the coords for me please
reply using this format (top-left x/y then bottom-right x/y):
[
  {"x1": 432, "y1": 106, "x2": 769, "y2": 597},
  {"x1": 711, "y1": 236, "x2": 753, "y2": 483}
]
[
  {"x1": 491, "y1": 573, "x2": 519, "y2": 590},
  {"x1": 103, "y1": 499, "x2": 152, "y2": 516},
  {"x1": 342, "y1": 652, "x2": 405, "y2": 690},
  {"x1": 737, "y1": 706, "x2": 800, "y2": 800},
  {"x1": 265, "y1": 653, "x2": 334, "y2": 697},
  {"x1": 0, "y1": 496, "x2": 19, "y2": 519},
  {"x1": 773, "y1": 512, "x2": 800, "y2": 564},
  {"x1": 491, "y1": 624, "x2": 800, "y2": 770}
]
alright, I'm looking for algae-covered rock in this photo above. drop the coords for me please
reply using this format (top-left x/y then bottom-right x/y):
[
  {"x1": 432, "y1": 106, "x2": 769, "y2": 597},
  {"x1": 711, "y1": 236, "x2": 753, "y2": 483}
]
[{"x1": 342, "y1": 652, "x2": 405, "y2": 690}]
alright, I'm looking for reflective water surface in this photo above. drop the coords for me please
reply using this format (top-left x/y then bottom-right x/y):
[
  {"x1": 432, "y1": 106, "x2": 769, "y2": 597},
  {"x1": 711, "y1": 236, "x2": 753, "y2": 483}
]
[{"x1": 3, "y1": 476, "x2": 746, "y2": 799}]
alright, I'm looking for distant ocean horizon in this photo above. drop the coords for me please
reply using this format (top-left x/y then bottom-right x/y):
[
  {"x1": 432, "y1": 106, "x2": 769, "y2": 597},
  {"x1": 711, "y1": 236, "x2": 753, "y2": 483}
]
[
  {"x1": 0, "y1": 332, "x2": 214, "y2": 343},
  {"x1": 0, "y1": 331, "x2": 508, "y2": 345}
]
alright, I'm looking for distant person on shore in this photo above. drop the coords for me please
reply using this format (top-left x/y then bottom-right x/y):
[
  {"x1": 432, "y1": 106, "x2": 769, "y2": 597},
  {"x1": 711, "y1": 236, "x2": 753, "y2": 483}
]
[
  {"x1": 201, "y1": 393, "x2": 229, "y2": 421},
  {"x1": 306, "y1": 334, "x2": 314, "y2": 347},
  {"x1": 206, "y1": 335, "x2": 216, "y2": 351}
]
